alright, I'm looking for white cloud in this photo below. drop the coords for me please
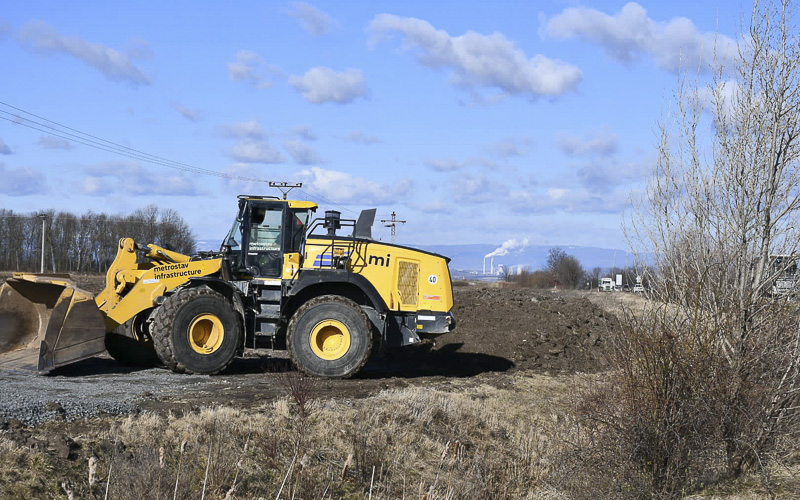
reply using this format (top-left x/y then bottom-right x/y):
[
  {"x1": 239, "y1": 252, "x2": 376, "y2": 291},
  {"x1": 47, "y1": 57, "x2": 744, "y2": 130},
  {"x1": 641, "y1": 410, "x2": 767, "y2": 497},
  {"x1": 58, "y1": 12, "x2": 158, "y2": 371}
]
[
  {"x1": 18, "y1": 20, "x2": 151, "y2": 85},
  {"x1": 227, "y1": 50, "x2": 278, "y2": 89},
  {"x1": 544, "y1": 2, "x2": 737, "y2": 73},
  {"x1": 82, "y1": 162, "x2": 200, "y2": 196},
  {"x1": 297, "y1": 166, "x2": 412, "y2": 205},
  {"x1": 573, "y1": 156, "x2": 647, "y2": 193},
  {"x1": 418, "y1": 199, "x2": 449, "y2": 213},
  {"x1": 369, "y1": 14, "x2": 582, "y2": 98},
  {"x1": 220, "y1": 120, "x2": 267, "y2": 140},
  {"x1": 348, "y1": 130, "x2": 380, "y2": 145},
  {"x1": 283, "y1": 139, "x2": 321, "y2": 165},
  {"x1": 0, "y1": 138, "x2": 12, "y2": 155},
  {"x1": 221, "y1": 120, "x2": 282, "y2": 164},
  {"x1": 485, "y1": 137, "x2": 531, "y2": 158},
  {"x1": 547, "y1": 187, "x2": 569, "y2": 200},
  {"x1": 291, "y1": 125, "x2": 317, "y2": 141},
  {"x1": 426, "y1": 159, "x2": 467, "y2": 172},
  {"x1": 228, "y1": 140, "x2": 285, "y2": 164},
  {"x1": 174, "y1": 104, "x2": 203, "y2": 122},
  {"x1": 449, "y1": 172, "x2": 509, "y2": 203},
  {"x1": 558, "y1": 127, "x2": 618, "y2": 157},
  {"x1": 509, "y1": 184, "x2": 630, "y2": 214},
  {"x1": 289, "y1": 67, "x2": 368, "y2": 104},
  {"x1": 0, "y1": 163, "x2": 46, "y2": 195},
  {"x1": 425, "y1": 157, "x2": 497, "y2": 172},
  {"x1": 38, "y1": 135, "x2": 73, "y2": 150},
  {"x1": 219, "y1": 162, "x2": 276, "y2": 192},
  {"x1": 285, "y1": 2, "x2": 337, "y2": 35}
]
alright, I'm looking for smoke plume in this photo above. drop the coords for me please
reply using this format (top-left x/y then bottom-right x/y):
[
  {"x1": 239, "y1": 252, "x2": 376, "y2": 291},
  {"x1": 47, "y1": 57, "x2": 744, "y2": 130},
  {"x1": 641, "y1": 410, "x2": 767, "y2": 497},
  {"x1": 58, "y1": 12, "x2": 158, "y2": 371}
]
[{"x1": 485, "y1": 237, "x2": 529, "y2": 258}]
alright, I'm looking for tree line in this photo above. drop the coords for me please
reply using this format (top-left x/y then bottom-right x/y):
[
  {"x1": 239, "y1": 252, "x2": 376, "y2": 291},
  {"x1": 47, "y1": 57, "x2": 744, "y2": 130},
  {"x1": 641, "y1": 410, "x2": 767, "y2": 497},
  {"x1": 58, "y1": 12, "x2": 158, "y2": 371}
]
[
  {"x1": 0, "y1": 205, "x2": 196, "y2": 273},
  {"x1": 504, "y1": 247, "x2": 647, "y2": 290}
]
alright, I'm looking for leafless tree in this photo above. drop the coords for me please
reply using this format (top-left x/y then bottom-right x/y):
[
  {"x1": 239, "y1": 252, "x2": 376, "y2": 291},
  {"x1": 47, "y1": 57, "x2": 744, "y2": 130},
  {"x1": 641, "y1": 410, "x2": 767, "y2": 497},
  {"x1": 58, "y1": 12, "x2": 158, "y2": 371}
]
[
  {"x1": 0, "y1": 206, "x2": 196, "y2": 273},
  {"x1": 547, "y1": 247, "x2": 585, "y2": 289},
  {"x1": 571, "y1": 1, "x2": 800, "y2": 496},
  {"x1": 500, "y1": 265, "x2": 515, "y2": 282}
]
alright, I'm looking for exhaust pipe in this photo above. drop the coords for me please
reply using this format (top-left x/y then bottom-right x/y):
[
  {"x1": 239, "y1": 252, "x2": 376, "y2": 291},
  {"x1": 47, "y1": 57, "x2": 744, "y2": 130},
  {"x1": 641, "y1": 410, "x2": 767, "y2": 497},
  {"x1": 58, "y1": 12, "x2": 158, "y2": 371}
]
[{"x1": 0, "y1": 274, "x2": 107, "y2": 372}]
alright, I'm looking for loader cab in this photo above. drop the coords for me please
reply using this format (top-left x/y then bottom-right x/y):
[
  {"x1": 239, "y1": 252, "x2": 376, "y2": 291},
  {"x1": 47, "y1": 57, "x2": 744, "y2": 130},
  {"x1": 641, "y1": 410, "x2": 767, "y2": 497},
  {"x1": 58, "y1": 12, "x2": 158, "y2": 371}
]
[{"x1": 223, "y1": 196, "x2": 316, "y2": 278}]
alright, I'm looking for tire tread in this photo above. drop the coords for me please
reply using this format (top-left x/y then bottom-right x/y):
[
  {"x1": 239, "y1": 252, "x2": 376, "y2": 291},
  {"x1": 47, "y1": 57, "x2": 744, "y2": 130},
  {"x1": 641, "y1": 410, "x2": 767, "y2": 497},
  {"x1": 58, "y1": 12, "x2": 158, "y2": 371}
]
[
  {"x1": 151, "y1": 286, "x2": 241, "y2": 375},
  {"x1": 287, "y1": 295, "x2": 372, "y2": 378}
]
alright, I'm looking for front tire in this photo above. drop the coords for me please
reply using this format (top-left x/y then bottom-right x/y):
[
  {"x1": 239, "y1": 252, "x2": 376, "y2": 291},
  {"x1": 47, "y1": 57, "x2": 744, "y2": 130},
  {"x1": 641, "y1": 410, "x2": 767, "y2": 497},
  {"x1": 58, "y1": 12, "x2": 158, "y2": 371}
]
[
  {"x1": 151, "y1": 287, "x2": 242, "y2": 374},
  {"x1": 105, "y1": 311, "x2": 160, "y2": 367},
  {"x1": 287, "y1": 295, "x2": 372, "y2": 378}
]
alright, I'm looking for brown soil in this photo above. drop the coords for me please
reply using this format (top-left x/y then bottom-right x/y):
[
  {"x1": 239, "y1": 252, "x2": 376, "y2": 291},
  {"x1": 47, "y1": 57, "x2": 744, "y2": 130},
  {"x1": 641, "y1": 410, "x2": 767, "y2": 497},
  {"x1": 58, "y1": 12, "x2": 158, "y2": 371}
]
[
  {"x1": 445, "y1": 285, "x2": 618, "y2": 373},
  {"x1": 371, "y1": 285, "x2": 619, "y2": 378}
]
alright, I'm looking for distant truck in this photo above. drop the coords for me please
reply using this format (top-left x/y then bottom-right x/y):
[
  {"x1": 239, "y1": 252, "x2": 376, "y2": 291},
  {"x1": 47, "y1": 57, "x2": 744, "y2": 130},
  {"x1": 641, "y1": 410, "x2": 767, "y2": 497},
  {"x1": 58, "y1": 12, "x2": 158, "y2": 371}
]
[{"x1": 599, "y1": 278, "x2": 614, "y2": 292}]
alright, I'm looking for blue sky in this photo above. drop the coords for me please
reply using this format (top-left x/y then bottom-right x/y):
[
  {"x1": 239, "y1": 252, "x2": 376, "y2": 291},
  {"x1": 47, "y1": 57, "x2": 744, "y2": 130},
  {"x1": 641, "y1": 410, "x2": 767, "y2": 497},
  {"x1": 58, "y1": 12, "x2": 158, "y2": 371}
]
[{"x1": 0, "y1": 1, "x2": 741, "y2": 250}]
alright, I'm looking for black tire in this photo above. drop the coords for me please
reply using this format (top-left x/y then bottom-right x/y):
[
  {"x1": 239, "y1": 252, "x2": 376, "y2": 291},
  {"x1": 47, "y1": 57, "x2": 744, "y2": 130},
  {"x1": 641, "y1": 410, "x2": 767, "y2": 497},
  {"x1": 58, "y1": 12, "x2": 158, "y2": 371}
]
[
  {"x1": 150, "y1": 287, "x2": 242, "y2": 374},
  {"x1": 105, "y1": 312, "x2": 161, "y2": 367},
  {"x1": 287, "y1": 295, "x2": 372, "y2": 378}
]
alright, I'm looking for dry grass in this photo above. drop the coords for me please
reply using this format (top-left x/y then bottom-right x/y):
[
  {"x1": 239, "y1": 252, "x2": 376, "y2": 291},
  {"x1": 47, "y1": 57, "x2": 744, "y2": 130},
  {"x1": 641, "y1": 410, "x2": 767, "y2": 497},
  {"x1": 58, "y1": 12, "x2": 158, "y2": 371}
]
[
  {"x1": 0, "y1": 372, "x2": 581, "y2": 499},
  {"x1": 0, "y1": 368, "x2": 797, "y2": 499}
]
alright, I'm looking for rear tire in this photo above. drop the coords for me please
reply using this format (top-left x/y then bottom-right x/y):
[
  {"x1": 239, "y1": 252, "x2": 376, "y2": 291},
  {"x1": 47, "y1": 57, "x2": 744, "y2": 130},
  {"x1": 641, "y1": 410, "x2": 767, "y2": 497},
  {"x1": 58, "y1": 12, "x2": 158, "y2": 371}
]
[
  {"x1": 287, "y1": 295, "x2": 372, "y2": 378},
  {"x1": 105, "y1": 312, "x2": 160, "y2": 367},
  {"x1": 151, "y1": 287, "x2": 242, "y2": 374}
]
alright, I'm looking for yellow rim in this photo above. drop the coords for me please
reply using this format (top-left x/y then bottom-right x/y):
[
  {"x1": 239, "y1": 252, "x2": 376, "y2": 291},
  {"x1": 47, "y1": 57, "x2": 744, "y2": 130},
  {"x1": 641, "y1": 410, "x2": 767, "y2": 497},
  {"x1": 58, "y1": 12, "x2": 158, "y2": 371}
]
[
  {"x1": 309, "y1": 319, "x2": 351, "y2": 360},
  {"x1": 188, "y1": 314, "x2": 224, "y2": 354}
]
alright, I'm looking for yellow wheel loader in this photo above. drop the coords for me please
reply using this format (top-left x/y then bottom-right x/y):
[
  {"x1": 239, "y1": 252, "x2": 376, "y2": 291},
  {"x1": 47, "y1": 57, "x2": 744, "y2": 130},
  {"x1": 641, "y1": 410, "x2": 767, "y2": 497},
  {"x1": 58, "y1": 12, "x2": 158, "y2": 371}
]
[{"x1": 0, "y1": 196, "x2": 455, "y2": 378}]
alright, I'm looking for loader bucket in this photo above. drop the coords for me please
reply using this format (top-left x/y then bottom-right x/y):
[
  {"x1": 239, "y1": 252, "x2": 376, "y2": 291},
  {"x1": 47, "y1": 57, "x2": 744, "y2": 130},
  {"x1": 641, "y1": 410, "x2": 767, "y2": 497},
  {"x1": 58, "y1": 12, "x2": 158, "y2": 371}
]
[{"x1": 0, "y1": 275, "x2": 107, "y2": 373}]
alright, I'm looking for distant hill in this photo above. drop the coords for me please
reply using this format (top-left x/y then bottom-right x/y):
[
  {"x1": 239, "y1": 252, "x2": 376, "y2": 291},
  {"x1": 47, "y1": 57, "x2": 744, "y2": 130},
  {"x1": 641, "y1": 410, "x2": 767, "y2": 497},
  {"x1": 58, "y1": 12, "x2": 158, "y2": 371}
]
[{"x1": 196, "y1": 237, "x2": 637, "y2": 274}]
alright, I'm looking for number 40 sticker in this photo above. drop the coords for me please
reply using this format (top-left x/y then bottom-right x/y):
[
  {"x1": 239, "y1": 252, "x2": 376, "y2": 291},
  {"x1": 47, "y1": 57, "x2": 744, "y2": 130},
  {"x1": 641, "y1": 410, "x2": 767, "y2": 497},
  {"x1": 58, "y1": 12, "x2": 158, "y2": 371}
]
[{"x1": 428, "y1": 274, "x2": 438, "y2": 285}]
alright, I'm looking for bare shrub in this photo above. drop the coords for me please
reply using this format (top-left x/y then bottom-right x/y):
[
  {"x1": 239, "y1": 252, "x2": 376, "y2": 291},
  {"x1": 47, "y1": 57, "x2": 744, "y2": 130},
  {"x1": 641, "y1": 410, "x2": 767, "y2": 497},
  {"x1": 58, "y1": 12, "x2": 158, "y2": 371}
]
[
  {"x1": 514, "y1": 268, "x2": 555, "y2": 288},
  {"x1": 548, "y1": 248, "x2": 585, "y2": 289},
  {"x1": 513, "y1": 248, "x2": 585, "y2": 289},
  {"x1": 571, "y1": 0, "x2": 800, "y2": 496}
]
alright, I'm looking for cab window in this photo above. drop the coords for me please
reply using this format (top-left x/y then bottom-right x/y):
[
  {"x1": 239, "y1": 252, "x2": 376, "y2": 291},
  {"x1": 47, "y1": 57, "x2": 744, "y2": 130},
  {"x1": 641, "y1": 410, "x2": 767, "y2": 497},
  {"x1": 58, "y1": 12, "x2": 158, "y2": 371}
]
[
  {"x1": 246, "y1": 206, "x2": 283, "y2": 277},
  {"x1": 289, "y1": 209, "x2": 310, "y2": 252}
]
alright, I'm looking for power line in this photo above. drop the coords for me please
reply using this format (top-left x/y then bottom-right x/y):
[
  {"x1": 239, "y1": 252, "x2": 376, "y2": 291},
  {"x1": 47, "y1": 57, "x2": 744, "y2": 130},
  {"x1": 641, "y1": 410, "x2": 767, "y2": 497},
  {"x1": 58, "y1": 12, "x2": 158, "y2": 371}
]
[
  {"x1": 296, "y1": 187, "x2": 358, "y2": 216},
  {"x1": 0, "y1": 101, "x2": 375, "y2": 216},
  {"x1": 0, "y1": 101, "x2": 270, "y2": 183}
]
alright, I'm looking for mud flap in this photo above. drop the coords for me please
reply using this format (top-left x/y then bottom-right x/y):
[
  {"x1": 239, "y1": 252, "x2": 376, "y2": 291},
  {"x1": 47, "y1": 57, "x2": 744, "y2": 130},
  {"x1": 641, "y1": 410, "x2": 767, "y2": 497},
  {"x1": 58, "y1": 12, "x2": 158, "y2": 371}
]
[
  {"x1": 359, "y1": 307, "x2": 424, "y2": 348},
  {"x1": 386, "y1": 314, "x2": 421, "y2": 347},
  {"x1": 0, "y1": 275, "x2": 107, "y2": 373}
]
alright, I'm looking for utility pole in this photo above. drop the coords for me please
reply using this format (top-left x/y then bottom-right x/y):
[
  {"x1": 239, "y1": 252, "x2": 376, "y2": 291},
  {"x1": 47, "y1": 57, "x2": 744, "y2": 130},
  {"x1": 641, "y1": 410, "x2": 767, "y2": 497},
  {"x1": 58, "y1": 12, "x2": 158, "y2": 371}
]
[
  {"x1": 38, "y1": 214, "x2": 47, "y2": 273},
  {"x1": 269, "y1": 181, "x2": 302, "y2": 200},
  {"x1": 380, "y1": 211, "x2": 406, "y2": 244}
]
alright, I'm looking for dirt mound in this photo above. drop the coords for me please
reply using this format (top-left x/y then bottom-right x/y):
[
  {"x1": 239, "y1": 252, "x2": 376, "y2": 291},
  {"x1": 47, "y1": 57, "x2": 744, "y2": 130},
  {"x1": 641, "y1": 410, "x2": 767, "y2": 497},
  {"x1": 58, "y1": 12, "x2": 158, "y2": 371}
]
[{"x1": 433, "y1": 286, "x2": 619, "y2": 374}]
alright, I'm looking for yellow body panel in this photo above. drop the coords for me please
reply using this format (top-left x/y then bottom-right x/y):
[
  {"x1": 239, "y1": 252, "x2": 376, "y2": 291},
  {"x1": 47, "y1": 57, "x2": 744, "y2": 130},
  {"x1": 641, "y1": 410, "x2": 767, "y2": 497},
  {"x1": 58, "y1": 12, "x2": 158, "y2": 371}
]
[
  {"x1": 95, "y1": 238, "x2": 222, "y2": 330},
  {"x1": 303, "y1": 237, "x2": 453, "y2": 314},
  {"x1": 282, "y1": 252, "x2": 301, "y2": 279},
  {"x1": 287, "y1": 200, "x2": 318, "y2": 209}
]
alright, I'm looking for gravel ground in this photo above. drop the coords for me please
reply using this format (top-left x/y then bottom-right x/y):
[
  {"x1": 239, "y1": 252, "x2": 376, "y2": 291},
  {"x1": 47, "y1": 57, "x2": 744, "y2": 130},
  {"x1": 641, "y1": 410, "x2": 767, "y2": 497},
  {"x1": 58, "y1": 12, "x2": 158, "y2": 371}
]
[{"x1": 0, "y1": 358, "x2": 212, "y2": 425}]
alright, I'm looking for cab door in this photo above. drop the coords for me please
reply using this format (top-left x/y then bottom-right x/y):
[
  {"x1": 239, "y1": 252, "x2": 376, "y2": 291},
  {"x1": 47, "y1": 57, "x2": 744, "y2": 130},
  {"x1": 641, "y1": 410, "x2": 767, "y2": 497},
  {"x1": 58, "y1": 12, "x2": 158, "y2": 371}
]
[{"x1": 244, "y1": 204, "x2": 285, "y2": 278}]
